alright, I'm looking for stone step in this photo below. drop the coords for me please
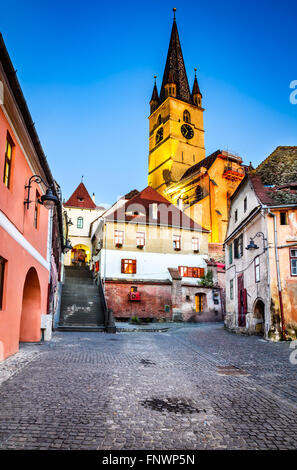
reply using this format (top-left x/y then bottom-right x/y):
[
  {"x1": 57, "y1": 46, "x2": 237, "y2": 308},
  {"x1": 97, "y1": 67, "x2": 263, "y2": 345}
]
[{"x1": 56, "y1": 326, "x2": 106, "y2": 332}]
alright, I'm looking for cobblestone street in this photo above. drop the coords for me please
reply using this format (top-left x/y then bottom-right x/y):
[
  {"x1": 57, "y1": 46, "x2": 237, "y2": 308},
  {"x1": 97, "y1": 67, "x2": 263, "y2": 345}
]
[{"x1": 0, "y1": 323, "x2": 297, "y2": 450}]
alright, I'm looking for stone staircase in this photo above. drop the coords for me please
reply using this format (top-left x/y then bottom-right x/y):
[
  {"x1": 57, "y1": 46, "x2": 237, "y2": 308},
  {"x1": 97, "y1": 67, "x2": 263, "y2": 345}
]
[{"x1": 58, "y1": 266, "x2": 106, "y2": 331}]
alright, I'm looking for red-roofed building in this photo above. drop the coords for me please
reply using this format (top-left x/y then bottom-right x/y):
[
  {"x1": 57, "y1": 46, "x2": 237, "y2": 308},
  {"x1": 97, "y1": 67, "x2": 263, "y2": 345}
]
[
  {"x1": 63, "y1": 181, "x2": 106, "y2": 266},
  {"x1": 91, "y1": 186, "x2": 223, "y2": 322}
]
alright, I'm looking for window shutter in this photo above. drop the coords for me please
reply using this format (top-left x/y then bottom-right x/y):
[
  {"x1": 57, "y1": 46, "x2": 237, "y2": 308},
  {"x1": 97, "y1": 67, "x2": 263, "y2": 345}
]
[{"x1": 121, "y1": 259, "x2": 125, "y2": 273}]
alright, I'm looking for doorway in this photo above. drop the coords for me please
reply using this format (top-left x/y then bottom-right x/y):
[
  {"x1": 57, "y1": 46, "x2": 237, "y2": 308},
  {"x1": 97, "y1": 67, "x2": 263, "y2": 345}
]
[
  {"x1": 237, "y1": 274, "x2": 247, "y2": 327},
  {"x1": 254, "y1": 299, "x2": 265, "y2": 335},
  {"x1": 195, "y1": 293, "x2": 205, "y2": 313},
  {"x1": 20, "y1": 267, "x2": 41, "y2": 342}
]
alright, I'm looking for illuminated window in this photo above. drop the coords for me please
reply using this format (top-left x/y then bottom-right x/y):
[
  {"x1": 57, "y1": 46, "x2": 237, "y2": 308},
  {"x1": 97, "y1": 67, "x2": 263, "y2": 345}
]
[
  {"x1": 0, "y1": 257, "x2": 6, "y2": 310},
  {"x1": 178, "y1": 266, "x2": 205, "y2": 278},
  {"x1": 136, "y1": 232, "x2": 145, "y2": 247},
  {"x1": 183, "y1": 110, "x2": 191, "y2": 123},
  {"x1": 3, "y1": 133, "x2": 14, "y2": 189},
  {"x1": 121, "y1": 259, "x2": 136, "y2": 274},
  {"x1": 290, "y1": 249, "x2": 297, "y2": 276},
  {"x1": 114, "y1": 230, "x2": 124, "y2": 246},
  {"x1": 192, "y1": 237, "x2": 199, "y2": 252},
  {"x1": 77, "y1": 217, "x2": 83, "y2": 229},
  {"x1": 173, "y1": 234, "x2": 181, "y2": 251}
]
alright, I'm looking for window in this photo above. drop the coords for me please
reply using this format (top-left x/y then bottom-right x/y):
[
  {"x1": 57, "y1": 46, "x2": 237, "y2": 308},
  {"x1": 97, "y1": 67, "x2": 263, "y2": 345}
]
[
  {"x1": 178, "y1": 266, "x2": 205, "y2": 278},
  {"x1": 34, "y1": 190, "x2": 40, "y2": 229},
  {"x1": 3, "y1": 133, "x2": 14, "y2": 189},
  {"x1": 183, "y1": 110, "x2": 191, "y2": 123},
  {"x1": 77, "y1": 217, "x2": 83, "y2": 229},
  {"x1": 290, "y1": 249, "x2": 297, "y2": 276},
  {"x1": 157, "y1": 115, "x2": 162, "y2": 126},
  {"x1": 230, "y1": 279, "x2": 234, "y2": 300},
  {"x1": 234, "y1": 234, "x2": 243, "y2": 259},
  {"x1": 244, "y1": 197, "x2": 247, "y2": 213},
  {"x1": 280, "y1": 212, "x2": 288, "y2": 225},
  {"x1": 114, "y1": 230, "x2": 124, "y2": 246},
  {"x1": 228, "y1": 244, "x2": 233, "y2": 265},
  {"x1": 192, "y1": 237, "x2": 199, "y2": 252},
  {"x1": 136, "y1": 232, "x2": 145, "y2": 247},
  {"x1": 173, "y1": 234, "x2": 181, "y2": 251},
  {"x1": 0, "y1": 257, "x2": 6, "y2": 310},
  {"x1": 255, "y1": 255, "x2": 260, "y2": 282},
  {"x1": 193, "y1": 155, "x2": 195, "y2": 162},
  {"x1": 235, "y1": 210, "x2": 238, "y2": 223},
  {"x1": 121, "y1": 259, "x2": 136, "y2": 274}
]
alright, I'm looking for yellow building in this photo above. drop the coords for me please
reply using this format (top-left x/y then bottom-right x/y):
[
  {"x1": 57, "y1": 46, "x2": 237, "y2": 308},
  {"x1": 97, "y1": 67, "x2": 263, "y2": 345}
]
[{"x1": 148, "y1": 13, "x2": 247, "y2": 260}]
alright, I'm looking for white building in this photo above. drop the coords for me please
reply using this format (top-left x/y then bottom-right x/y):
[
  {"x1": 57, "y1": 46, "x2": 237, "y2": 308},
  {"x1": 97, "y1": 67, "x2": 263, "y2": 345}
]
[{"x1": 63, "y1": 181, "x2": 105, "y2": 266}]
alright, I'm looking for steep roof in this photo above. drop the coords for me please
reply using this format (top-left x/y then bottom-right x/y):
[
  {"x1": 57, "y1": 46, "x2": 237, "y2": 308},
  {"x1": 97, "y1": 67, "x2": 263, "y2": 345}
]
[
  {"x1": 64, "y1": 182, "x2": 97, "y2": 209},
  {"x1": 256, "y1": 146, "x2": 297, "y2": 185},
  {"x1": 105, "y1": 186, "x2": 209, "y2": 232},
  {"x1": 159, "y1": 18, "x2": 192, "y2": 105},
  {"x1": 181, "y1": 150, "x2": 222, "y2": 180}
]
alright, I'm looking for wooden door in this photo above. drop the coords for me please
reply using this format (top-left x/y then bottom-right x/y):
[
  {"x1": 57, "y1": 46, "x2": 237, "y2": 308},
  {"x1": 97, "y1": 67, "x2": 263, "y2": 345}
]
[{"x1": 237, "y1": 274, "x2": 247, "y2": 327}]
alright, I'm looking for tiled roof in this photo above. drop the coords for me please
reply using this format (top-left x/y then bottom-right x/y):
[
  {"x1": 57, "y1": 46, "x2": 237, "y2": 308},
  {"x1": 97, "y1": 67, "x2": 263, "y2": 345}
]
[
  {"x1": 249, "y1": 174, "x2": 275, "y2": 205},
  {"x1": 105, "y1": 186, "x2": 209, "y2": 232},
  {"x1": 181, "y1": 150, "x2": 222, "y2": 180},
  {"x1": 64, "y1": 182, "x2": 97, "y2": 209}
]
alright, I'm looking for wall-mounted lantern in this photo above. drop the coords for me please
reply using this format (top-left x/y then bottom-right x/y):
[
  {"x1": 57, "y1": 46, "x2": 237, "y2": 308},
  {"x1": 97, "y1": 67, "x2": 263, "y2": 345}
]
[{"x1": 24, "y1": 174, "x2": 59, "y2": 210}]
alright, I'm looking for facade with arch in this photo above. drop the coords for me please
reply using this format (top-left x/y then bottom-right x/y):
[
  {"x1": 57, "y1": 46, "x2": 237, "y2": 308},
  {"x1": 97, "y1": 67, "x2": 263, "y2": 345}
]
[{"x1": 0, "y1": 35, "x2": 63, "y2": 361}]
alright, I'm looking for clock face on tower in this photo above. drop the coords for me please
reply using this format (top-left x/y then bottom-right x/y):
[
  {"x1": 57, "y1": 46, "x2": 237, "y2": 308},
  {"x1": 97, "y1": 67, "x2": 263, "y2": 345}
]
[{"x1": 181, "y1": 124, "x2": 194, "y2": 140}]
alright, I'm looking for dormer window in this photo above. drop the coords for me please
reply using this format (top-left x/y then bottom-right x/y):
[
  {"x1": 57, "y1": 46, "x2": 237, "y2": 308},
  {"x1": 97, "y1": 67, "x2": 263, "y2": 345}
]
[{"x1": 183, "y1": 110, "x2": 191, "y2": 123}]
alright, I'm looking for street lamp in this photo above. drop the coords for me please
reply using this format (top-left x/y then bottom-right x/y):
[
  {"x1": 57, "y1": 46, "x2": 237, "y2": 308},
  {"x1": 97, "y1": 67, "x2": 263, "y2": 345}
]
[
  {"x1": 63, "y1": 239, "x2": 72, "y2": 253},
  {"x1": 245, "y1": 232, "x2": 267, "y2": 251},
  {"x1": 24, "y1": 175, "x2": 59, "y2": 210}
]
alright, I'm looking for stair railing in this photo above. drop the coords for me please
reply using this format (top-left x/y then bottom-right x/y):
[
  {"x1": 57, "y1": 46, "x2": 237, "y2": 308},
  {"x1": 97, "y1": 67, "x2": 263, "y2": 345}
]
[{"x1": 97, "y1": 276, "x2": 116, "y2": 333}]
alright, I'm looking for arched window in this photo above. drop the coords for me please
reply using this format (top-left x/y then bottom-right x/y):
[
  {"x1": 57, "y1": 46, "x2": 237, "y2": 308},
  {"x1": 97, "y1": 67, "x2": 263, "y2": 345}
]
[
  {"x1": 77, "y1": 217, "x2": 83, "y2": 229},
  {"x1": 183, "y1": 110, "x2": 191, "y2": 123},
  {"x1": 157, "y1": 114, "x2": 162, "y2": 126}
]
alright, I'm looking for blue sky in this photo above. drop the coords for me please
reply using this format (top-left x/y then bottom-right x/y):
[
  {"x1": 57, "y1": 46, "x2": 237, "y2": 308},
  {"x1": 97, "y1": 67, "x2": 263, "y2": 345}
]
[{"x1": 1, "y1": 0, "x2": 296, "y2": 207}]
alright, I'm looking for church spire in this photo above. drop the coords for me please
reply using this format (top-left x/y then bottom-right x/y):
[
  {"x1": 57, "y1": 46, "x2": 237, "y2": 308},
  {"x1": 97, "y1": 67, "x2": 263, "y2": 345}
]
[
  {"x1": 150, "y1": 76, "x2": 159, "y2": 113},
  {"x1": 159, "y1": 9, "x2": 192, "y2": 105},
  {"x1": 192, "y1": 68, "x2": 202, "y2": 107}
]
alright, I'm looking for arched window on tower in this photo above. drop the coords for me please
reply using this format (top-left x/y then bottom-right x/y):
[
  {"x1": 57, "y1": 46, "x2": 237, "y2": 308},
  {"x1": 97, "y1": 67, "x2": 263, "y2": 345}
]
[
  {"x1": 157, "y1": 114, "x2": 162, "y2": 126},
  {"x1": 77, "y1": 217, "x2": 84, "y2": 229},
  {"x1": 183, "y1": 110, "x2": 191, "y2": 123}
]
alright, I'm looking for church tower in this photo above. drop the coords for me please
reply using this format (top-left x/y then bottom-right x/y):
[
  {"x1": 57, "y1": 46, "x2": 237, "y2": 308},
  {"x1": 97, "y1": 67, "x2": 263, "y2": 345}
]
[{"x1": 148, "y1": 10, "x2": 205, "y2": 194}]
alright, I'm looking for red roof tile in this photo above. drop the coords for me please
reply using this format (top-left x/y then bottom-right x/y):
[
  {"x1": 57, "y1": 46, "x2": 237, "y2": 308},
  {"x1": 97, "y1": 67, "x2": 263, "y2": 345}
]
[
  {"x1": 105, "y1": 186, "x2": 209, "y2": 232},
  {"x1": 64, "y1": 182, "x2": 97, "y2": 209}
]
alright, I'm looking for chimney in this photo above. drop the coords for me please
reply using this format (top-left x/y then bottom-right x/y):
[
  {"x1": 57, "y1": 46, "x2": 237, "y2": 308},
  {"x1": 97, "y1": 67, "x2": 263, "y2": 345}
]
[{"x1": 92, "y1": 193, "x2": 95, "y2": 203}]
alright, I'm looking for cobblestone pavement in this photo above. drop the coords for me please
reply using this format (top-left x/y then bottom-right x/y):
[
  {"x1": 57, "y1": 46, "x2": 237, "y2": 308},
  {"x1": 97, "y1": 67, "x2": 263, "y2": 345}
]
[{"x1": 0, "y1": 323, "x2": 297, "y2": 450}]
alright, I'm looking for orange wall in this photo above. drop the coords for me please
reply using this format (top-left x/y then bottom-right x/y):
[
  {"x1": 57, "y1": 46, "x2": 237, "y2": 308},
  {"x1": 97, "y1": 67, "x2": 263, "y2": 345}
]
[
  {"x1": 0, "y1": 107, "x2": 50, "y2": 361},
  {"x1": 0, "y1": 109, "x2": 49, "y2": 260}
]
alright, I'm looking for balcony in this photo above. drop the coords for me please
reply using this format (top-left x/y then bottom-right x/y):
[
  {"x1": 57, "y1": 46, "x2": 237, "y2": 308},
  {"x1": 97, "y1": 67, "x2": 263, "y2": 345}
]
[{"x1": 223, "y1": 164, "x2": 245, "y2": 181}]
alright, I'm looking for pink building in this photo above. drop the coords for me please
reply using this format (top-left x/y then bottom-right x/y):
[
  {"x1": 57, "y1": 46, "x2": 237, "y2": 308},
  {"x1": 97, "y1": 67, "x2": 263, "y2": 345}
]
[{"x1": 0, "y1": 34, "x2": 63, "y2": 360}]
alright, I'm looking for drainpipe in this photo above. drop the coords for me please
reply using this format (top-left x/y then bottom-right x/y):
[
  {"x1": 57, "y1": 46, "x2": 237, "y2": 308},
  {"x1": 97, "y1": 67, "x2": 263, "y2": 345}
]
[
  {"x1": 103, "y1": 218, "x2": 107, "y2": 294},
  {"x1": 268, "y1": 209, "x2": 286, "y2": 340}
]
